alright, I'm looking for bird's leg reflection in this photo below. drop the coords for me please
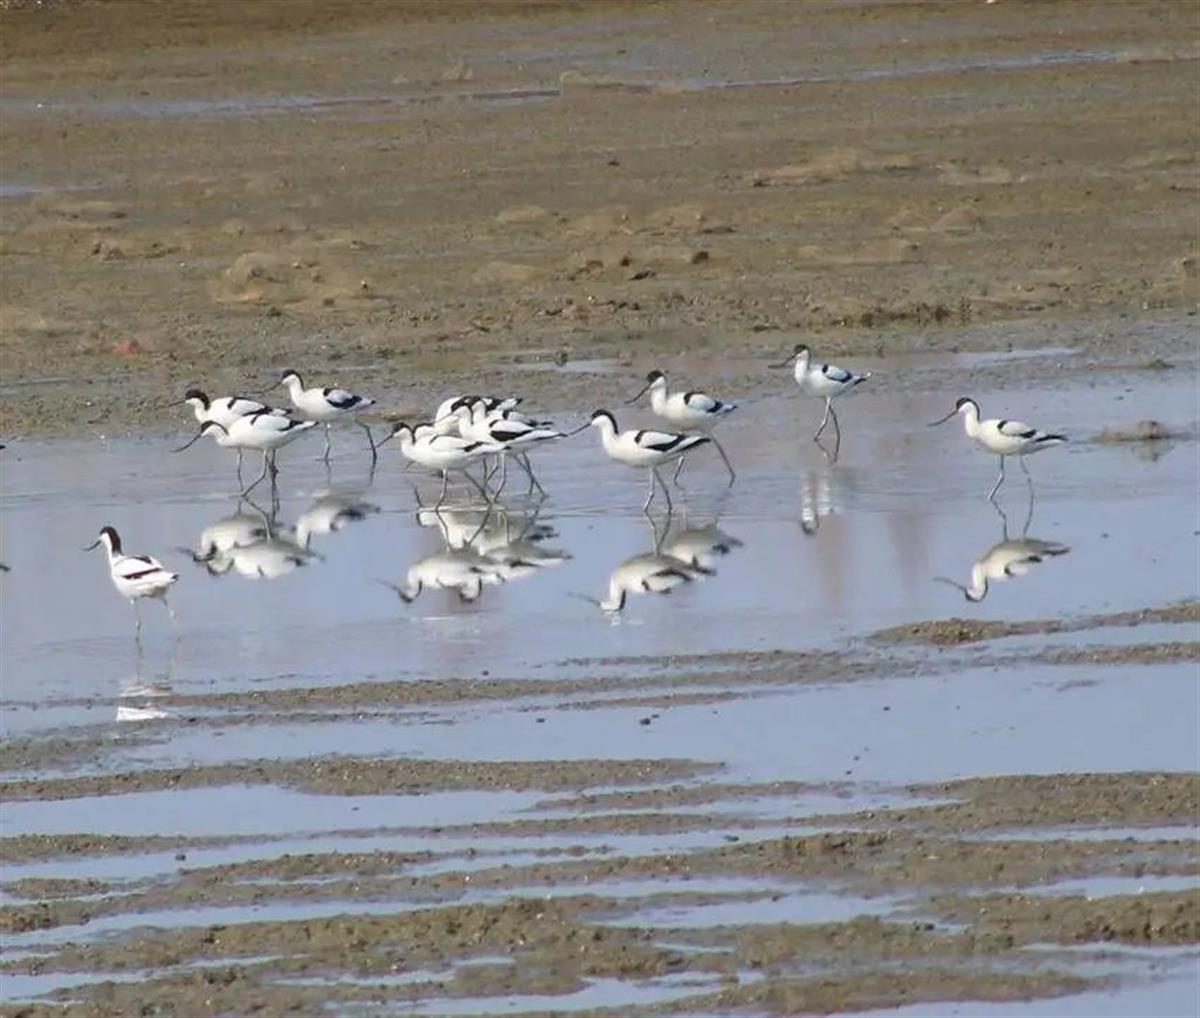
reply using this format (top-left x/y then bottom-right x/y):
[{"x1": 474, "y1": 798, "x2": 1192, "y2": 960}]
[
  {"x1": 798, "y1": 467, "x2": 837, "y2": 537},
  {"x1": 990, "y1": 475, "x2": 1037, "y2": 539},
  {"x1": 645, "y1": 507, "x2": 671, "y2": 554},
  {"x1": 118, "y1": 648, "x2": 174, "y2": 724},
  {"x1": 814, "y1": 427, "x2": 841, "y2": 464},
  {"x1": 937, "y1": 496, "x2": 1068, "y2": 603}
]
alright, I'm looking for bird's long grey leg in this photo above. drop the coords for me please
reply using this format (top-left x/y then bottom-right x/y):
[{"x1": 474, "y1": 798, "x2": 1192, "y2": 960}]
[
  {"x1": 322, "y1": 424, "x2": 332, "y2": 463},
  {"x1": 132, "y1": 600, "x2": 143, "y2": 643},
  {"x1": 436, "y1": 471, "x2": 450, "y2": 509},
  {"x1": 830, "y1": 403, "x2": 841, "y2": 443},
  {"x1": 814, "y1": 398, "x2": 831, "y2": 441},
  {"x1": 643, "y1": 470, "x2": 656, "y2": 513},
  {"x1": 673, "y1": 454, "x2": 688, "y2": 484},
  {"x1": 360, "y1": 422, "x2": 377, "y2": 464},
  {"x1": 236, "y1": 449, "x2": 245, "y2": 486},
  {"x1": 519, "y1": 453, "x2": 545, "y2": 496},
  {"x1": 242, "y1": 454, "x2": 269, "y2": 496},
  {"x1": 711, "y1": 436, "x2": 736, "y2": 484},
  {"x1": 988, "y1": 457, "x2": 1006, "y2": 502},
  {"x1": 463, "y1": 468, "x2": 491, "y2": 503},
  {"x1": 656, "y1": 467, "x2": 673, "y2": 513}
]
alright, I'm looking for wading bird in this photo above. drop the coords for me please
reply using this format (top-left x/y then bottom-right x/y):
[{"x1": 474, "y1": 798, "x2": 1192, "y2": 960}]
[
  {"x1": 85, "y1": 526, "x2": 179, "y2": 640},
  {"x1": 568, "y1": 410, "x2": 710, "y2": 513},
  {"x1": 625, "y1": 369, "x2": 737, "y2": 483},
  {"x1": 929, "y1": 397, "x2": 1066, "y2": 501},
  {"x1": 275, "y1": 369, "x2": 377, "y2": 462},
  {"x1": 771, "y1": 343, "x2": 870, "y2": 447}
]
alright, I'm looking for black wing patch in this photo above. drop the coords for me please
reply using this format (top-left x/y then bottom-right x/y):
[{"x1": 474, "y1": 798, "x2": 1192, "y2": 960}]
[
  {"x1": 635, "y1": 430, "x2": 689, "y2": 453},
  {"x1": 489, "y1": 423, "x2": 529, "y2": 443},
  {"x1": 998, "y1": 420, "x2": 1037, "y2": 439},
  {"x1": 325, "y1": 391, "x2": 362, "y2": 410},
  {"x1": 124, "y1": 567, "x2": 163, "y2": 580}
]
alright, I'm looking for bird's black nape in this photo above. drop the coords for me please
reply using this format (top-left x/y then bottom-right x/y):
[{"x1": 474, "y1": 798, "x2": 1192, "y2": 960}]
[
  {"x1": 89, "y1": 525, "x2": 121, "y2": 553},
  {"x1": 646, "y1": 369, "x2": 665, "y2": 383},
  {"x1": 280, "y1": 369, "x2": 302, "y2": 384},
  {"x1": 954, "y1": 396, "x2": 979, "y2": 412},
  {"x1": 183, "y1": 388, "x2": 209, "y2": 407}
]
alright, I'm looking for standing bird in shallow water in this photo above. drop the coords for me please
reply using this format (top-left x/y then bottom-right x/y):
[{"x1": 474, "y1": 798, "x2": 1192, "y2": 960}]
[
  {"x1": 274, "y1": 369, "x2": 377, "y2": 462},
  {"x1": 182, "y1": 389, "x2": 287, "y2": 478},
  {"x1": 85, "y1": 526, "x2": 179, "y2": 640},
  {"x1": 771, "y1": 344, "x2": 870, "y2": 447},
  {"x1": 929, "y1": 396, "x2": 1067, "y2": 501},
  {"x1": 175, "y1": 412, "x2": 318, "y2": 495},
  {"x1": 382, "y1": 422, "x2": 500, "y2": 507},
  {"x1": 568, "y1": 410, "x2": 710, "y2": 513},
  {"x1": 625, "y1": 369, "x2": 737, "y2": 484}
]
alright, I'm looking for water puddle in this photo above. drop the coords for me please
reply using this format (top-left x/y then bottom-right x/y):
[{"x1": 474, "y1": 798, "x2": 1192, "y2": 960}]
[
  {"x1": 2, "y1": 48, "x2": 1162, "y2": 126},
  {"x1": 848, "y1": 945, "x2": 1200, "y2": 1017},
  {"x1": 605, "y1": 886, "x2": 895, "y2": 929}
]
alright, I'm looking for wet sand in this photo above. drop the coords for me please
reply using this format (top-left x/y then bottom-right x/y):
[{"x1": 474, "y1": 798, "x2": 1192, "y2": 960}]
[
  {"x1": 1, "y1": 0, "x2": 1198, "y2": 436},
  {"x1": 2, "y1": 1, "x2": 1199, "y2": 1015}
]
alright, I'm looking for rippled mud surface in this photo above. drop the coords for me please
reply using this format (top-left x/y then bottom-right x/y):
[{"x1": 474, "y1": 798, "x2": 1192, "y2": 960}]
[{"x1": 2, "y1": 0, "x2": 1200, "y2": 1015}]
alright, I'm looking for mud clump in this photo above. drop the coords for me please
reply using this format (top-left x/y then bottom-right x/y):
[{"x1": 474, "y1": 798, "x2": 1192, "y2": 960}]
[
  {"x1": 1094, "y1": 419, "x2": 1176, "y2": 443},
  {"x1": 874, "y1": 601, "x2": 1200, "y2": 645},
  {"x1": 0, "y1": 755, "x2": 721, "y2": 802}
]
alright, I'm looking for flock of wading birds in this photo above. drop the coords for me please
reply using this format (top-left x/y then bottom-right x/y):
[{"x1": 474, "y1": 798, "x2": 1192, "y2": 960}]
[{"x1": 84, "y1": 343, "x2": 1068, "y2": 633}]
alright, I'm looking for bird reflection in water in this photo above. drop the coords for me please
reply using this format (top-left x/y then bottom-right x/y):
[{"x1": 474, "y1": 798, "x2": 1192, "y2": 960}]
[
  {"x1": 293, "y1": 491, "x2": 381, "y2": 551},
  {"x1": 382, "y1": 492, "x2": 569, "y2": 605},
  {"x1": 181, "y1": 498, "x2": 312, "y2": 580},
  {"x1": 117, "y1": 649, "x2": 174, "y2": 723},
  {"x1": 936, "y1": 496, "x2": 1069, "y2": 603},
  {"x1": 577, "y1": 509, "x2": 742, "y2": 613},
  {"x1": 798, "y1": 466, "x2": 839, "y2": 536}
]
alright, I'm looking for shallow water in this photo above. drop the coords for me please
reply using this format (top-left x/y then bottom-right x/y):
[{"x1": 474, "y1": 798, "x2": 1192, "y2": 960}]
[
  {"x1": 3, "y1": 378, "x2": 1196, "y2": 699},
  {"x1": 1, "y1": 371, "x2": 1197, "y2": 1012}
]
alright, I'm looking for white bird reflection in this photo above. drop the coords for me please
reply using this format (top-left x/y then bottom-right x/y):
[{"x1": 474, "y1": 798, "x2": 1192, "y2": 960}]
[
  {"x1": 383, "y1": 495, "x2": 570, "y2": 606},
  {"x1": 117, "y1": 654, "x2": 174, "y2": 724},
  {"x1": 937, "y1": 498, "x2": 1069, "y2": 603},
  {"x1": 578, "y1": 510, "x2": 742, "y2": 614},
  {"x1": 294, "y1": 492, "x2": 381, "y2": 550},
  {"x1": 180, "y1": 498, "x2": 316, "y2": 580},
  {"x1": 798, "y1": 467, "x2": 839, "y2": 536}
]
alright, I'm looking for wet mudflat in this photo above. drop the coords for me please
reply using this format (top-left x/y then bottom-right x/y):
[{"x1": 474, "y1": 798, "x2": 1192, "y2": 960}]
[
  {"x1": 1, "y1": 356, "x2": 1198, "y2": 1016},
  {"x1": 2, "y1": 0, "x2": 1199, "y2": 1012}
]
